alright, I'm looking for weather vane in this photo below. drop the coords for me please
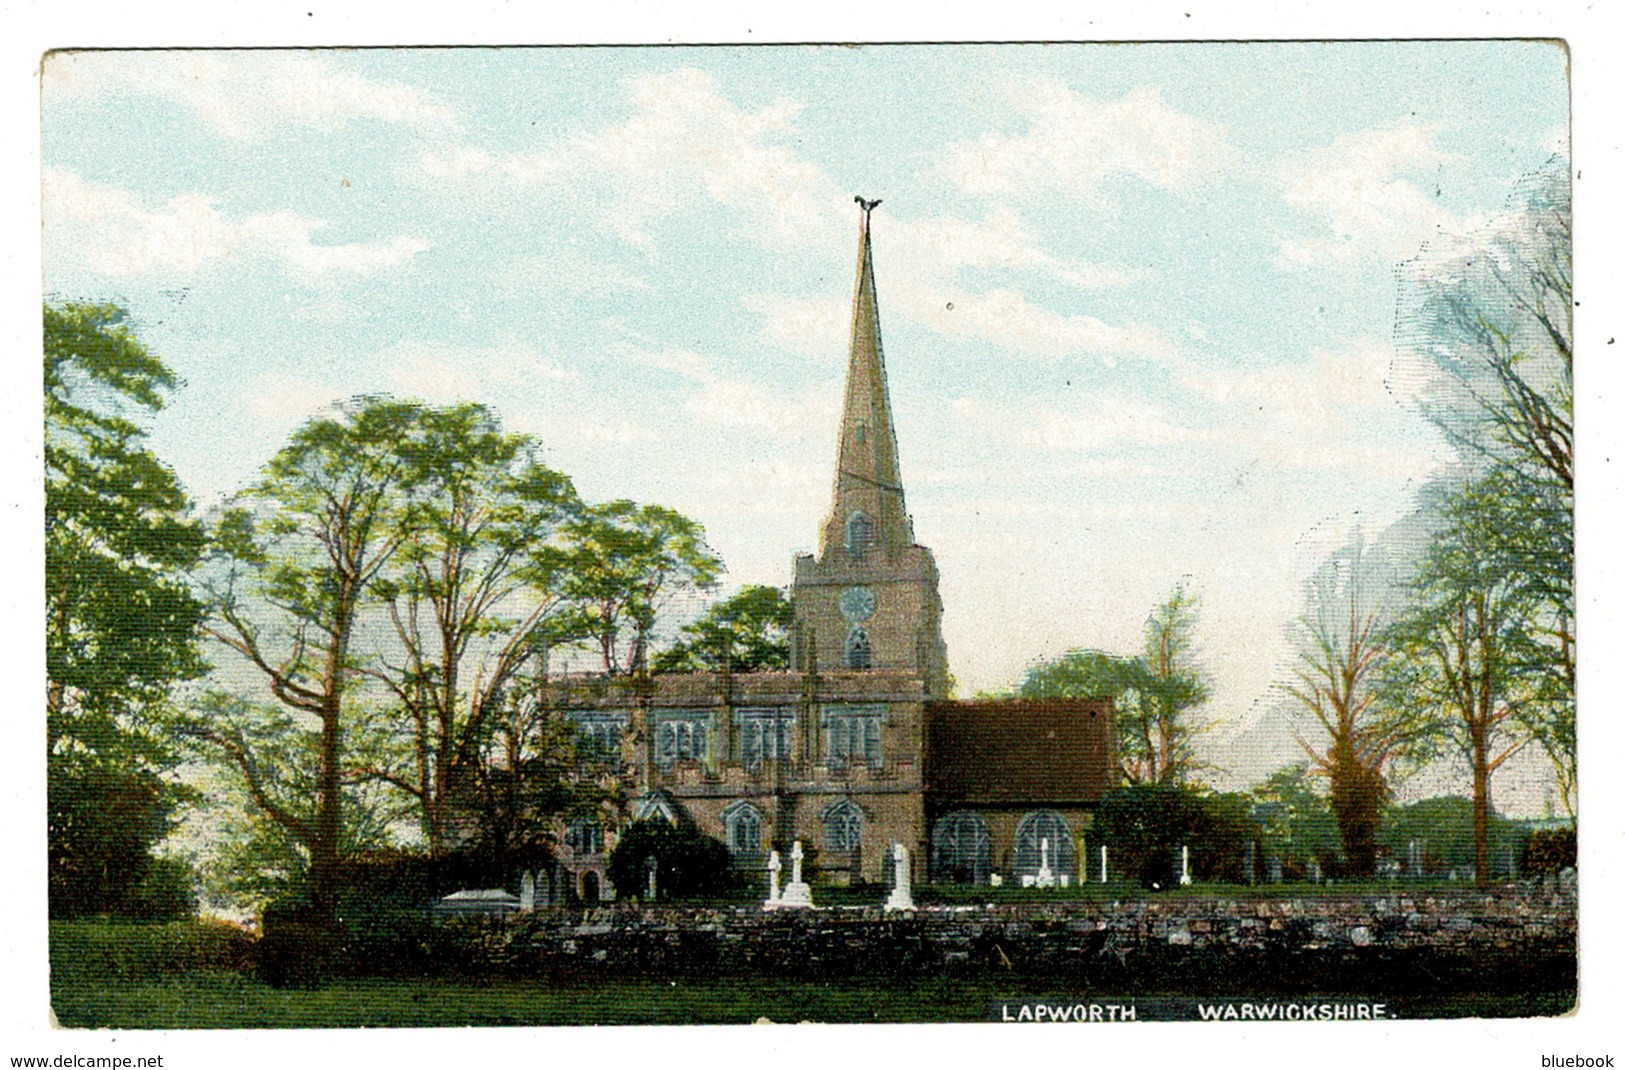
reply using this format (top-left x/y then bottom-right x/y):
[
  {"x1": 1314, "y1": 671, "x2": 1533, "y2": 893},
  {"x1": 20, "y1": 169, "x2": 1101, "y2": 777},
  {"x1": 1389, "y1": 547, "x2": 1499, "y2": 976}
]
[{"x1": 854, "y1": 195, "x2": 882, "y2": 216}]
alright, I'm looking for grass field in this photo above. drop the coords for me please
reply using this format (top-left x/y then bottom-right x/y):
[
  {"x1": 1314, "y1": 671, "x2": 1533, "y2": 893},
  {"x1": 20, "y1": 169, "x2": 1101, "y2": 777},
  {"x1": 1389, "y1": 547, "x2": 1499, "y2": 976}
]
[{"x1": 51, "y1": 972, "x2": 1575, "y2": 1028}]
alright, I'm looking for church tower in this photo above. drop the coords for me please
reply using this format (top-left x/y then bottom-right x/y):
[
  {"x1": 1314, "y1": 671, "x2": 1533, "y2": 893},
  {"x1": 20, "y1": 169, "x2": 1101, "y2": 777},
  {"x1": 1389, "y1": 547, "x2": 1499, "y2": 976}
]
[{"x1": 792, "y1": 199, "x2": 949, "y2": 697}]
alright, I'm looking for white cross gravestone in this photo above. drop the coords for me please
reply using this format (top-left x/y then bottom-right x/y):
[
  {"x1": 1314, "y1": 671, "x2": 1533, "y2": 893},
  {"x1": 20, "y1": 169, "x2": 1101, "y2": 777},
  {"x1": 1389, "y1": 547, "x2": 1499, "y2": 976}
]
[
  {"x1": 1035, "y1": 836, "x2": 1056, "y2": 888},
  {"x1": 777, "y1": 840, "x2": 815, "y2": 909},
  {"x1": 763, "y1": 849, "x2": 783, "y2": 908},
  {"x1": 1180, "y1": 844, "x2": 1193, "y2": 886},
  {"x1": 884, "y1": 842, "x2": 915, "y2": 911}
]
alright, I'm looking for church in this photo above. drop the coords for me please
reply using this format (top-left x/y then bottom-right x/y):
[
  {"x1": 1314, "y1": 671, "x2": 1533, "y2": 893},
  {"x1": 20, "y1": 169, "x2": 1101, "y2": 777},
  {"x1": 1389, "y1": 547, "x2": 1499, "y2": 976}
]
[{"x1": 542, "y1": 200, "x2": 1116, "y2": 900}]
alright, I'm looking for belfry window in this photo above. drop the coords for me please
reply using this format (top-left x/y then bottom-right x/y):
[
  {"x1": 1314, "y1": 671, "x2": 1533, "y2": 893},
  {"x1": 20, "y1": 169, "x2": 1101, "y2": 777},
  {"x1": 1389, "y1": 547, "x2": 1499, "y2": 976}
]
[
  {"x1": 823, "y1": 800, "x2": 863, "y2": 854},
  {"x1": 843, "y1": 627, "x2": 873, "y2": 670},
  {"x1": 844, "y1": 511, "x2": 875, "y2": 558},
  {"x1": 723, "y1": 802, "x2": 764, "y2": 858}
]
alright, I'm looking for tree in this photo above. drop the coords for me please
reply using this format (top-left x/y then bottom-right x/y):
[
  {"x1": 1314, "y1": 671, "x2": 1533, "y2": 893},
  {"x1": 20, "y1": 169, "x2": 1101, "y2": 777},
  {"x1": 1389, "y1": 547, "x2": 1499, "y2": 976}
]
[
  {"x1": 1250, "y1": 764, "x2": 1342, "y2": 877},
  {"x1": 44, "y1": 302, "x2": 207, "y2": 916},
  {"x1": 189, "y1": 397, "x2": 423, "y2": 924},
  {"x1": 1140, "y1": 583, "x2": 1210, "y2": 785},
  {"x1": 606, "y1": 819, "x2": 736, "y2": 900},
  {"x1": 652, "y1": 584, "x2": 792, "y2": 674},
  {"x1": 1018, "y1": 584, "x2": 1208, "y2": 786},
  {"x1": 1398, "y1": 160, "x2": 1573, "y2": 814},
  {"x1": 1092, "y1": 785, "x2": 1259, "y2": 886},
  {"x1": 1282, "y1": 535, "x2": 1416, "y2": 876},
  {"x1": 356, "y1": 403, "x2": 581, "y2": 856},
  {"x1": 556, "y1": 500, "x2": 723, "y2": 675},
  {"x1": 1381, "y1": 476, "x2": 1541, "y2": 885},
  {"x1": 1018, "y1": 648, "x2": 1154, "y2": 783}
]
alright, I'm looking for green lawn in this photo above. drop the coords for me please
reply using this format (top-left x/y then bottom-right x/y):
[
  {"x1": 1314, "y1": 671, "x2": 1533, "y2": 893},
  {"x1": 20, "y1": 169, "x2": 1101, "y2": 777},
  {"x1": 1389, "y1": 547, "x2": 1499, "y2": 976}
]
[{"x1": 51, "y1": 972, "x2": 1573, "y2": 1028}]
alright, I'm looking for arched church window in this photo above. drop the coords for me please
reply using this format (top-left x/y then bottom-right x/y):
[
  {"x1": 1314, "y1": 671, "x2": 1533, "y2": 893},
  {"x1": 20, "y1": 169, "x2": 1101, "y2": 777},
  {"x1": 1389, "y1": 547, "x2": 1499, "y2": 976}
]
[
  {"x1": 723, "y1": 801, "x2": 763, "y2": 858},
  {"x1": 844, "y1": 511, "x2": 875, "y2": 558},
  {"x1": 1013, "y1": 810, "x2": 1076, "y2": 882},
  {"x1": 823, "y1": 800, "x2": 863, "y2": 854},
  {"x1": 931, "y1": 811, "x2": 991, "y2": 884},
  {"x1": 843, "y1": 627, "x2": 873, "y2": 670}
]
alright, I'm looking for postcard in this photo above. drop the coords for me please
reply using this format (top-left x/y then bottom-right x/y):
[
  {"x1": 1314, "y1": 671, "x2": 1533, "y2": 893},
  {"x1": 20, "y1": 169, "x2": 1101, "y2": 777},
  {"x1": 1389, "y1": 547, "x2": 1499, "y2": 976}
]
[{"x1": 16, "y1": 20, "x2": 1614, "y2": 1069}]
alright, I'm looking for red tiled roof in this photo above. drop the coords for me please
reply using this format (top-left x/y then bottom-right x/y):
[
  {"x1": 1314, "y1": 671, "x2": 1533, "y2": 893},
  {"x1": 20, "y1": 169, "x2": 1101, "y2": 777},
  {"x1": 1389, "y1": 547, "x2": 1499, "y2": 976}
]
[{"x1": 925, "y1": 699, "x2": 1117, "y2": 806}]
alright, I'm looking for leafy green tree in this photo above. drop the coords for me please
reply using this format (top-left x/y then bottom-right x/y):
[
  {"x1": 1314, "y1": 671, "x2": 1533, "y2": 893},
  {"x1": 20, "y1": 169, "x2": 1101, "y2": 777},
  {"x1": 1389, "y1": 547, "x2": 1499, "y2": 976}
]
[
  {"x1": 188, "y1": 397, "x2": 423, "y2": 924},
  {"x1": 1380, "y1": 795, "x2": 1527, "y2": 878},
  {"x1": 1019, "y1": 584, "x2": 1207, "y2": 785},
  {"x1": 652, "y1": 584, "x2": 792, "y2": 674},
  {"x1": 1398, "y1": 161, "x2": 1573, "y2": 815},
  {"x1": 44, "y1": 302, "x2": 207, "y2": 917},
  {"x1": 606, "y1": 818, "x2": 736, "y2": 900},
  {"x1": 1140, "y1": 583, "x2": 1209, "y2": 784},
  {"x1": 355, "y1": 403, "x2": 582, "y2": 856},
  {"x1": 1093, "y1": 785, "x2": 1258, "y2": 885},
  {"x1": 1250, "y1": 764, "x2": 1342, "y2": 876},
  {"x1": 1380, "y1": 475, "x2": 1542, "y2": 885},
  {"x1": 557, "y1": 500, "x2": 723, "y2": 675}
]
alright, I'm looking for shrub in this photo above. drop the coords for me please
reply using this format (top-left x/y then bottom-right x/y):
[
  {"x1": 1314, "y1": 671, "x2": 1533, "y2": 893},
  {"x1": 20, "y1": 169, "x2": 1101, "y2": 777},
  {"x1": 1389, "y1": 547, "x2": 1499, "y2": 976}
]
[
  {"x1": 50, "y1": 919, "x2": 255, "y2": 985},
  {"x1": 1380, "y1": 796, "x2": 1528, "y2": 876},
  {"x1": 1094, "y1": 785, "x2": 1262, "y2": 886},
  {"x1": 1523, "y1": 827, "x2": 1576, "y2": 875},
  {"x1": 606, "y1": 819, "x2": 737, "y2": 900}
]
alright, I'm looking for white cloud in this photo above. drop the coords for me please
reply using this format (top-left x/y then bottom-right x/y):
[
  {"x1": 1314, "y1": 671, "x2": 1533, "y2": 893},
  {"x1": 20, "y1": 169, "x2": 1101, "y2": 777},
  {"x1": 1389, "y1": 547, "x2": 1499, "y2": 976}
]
[
  {"x1": 902, "y1": 285, "x2": 1172, "y2": 362},
  {"x1": 892, "y1": 206, "x2": 1146, "y2": 290},
  {"x1": 742, "y1": 293, "x2": 849, "y2": 360},
  {"x1": 941, "y1": 80, "x2": 1233, "y2": 199},
  {"x1": 620, "y1": 343, "x2": 837, "y2": 439},
  {"x1": 375, "y1": 339, "x2": 578, "y2": 402},
  {"x1": 1276, "y1": 125, "x2": 1473, "y2": 269},
  {"x1": 422, "y1": 69, "x2": 1168, "y2": 365},
  {"x1": 44, "y1": 167, "x2": 429, "y2": 281},
  {"x1": 415, "y1": 68, "x2": 838, "y2": 252},
  {"x1": 948, "y1": 392, "x2": 1196, "y2": 452},
  {"x1": 1179, "y1": 339, "x2": 1444, "y2": 480},
  {"x1": 45, "y1": 51, "x2": 460, "y2": 142},
  {"x1": 748, "y1": 207, "x2": 1170, "y2": 365}
]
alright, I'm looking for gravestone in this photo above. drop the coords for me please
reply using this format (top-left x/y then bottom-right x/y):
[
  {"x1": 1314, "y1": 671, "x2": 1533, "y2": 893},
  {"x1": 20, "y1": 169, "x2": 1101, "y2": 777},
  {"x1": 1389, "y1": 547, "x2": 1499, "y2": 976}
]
[
  {"x1": 763, "y1": 849, "x2": 783, "y2": 908},
  {"x1": 1244, "y1": 841, "x2": 1257, "y2": 885},
  {"x1": 1179, "y1": 844, "x2": 1193, "y2": 886},
  {"x1": 519, "y1": 870, "x2": 536, "y2": 912},
  {"x1": 1035, "y1": 836, "x2": 1057, "y2": 888},
  {"x1": 778, "y1": 840, "x2": 815, "y2": 909},
  {"x1": 1267, "y1": 856, "x2": 1283, "y2": 883},
  {"x1": 884, "y1": 842, "x2": 915, "y2": 911}
]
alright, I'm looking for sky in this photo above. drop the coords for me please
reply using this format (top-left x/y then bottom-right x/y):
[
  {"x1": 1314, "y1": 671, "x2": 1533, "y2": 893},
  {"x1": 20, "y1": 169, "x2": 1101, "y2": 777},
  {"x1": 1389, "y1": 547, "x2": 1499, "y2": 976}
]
[{"x1": 39, "y1": 42, "x2": 1570, "y2": 805}]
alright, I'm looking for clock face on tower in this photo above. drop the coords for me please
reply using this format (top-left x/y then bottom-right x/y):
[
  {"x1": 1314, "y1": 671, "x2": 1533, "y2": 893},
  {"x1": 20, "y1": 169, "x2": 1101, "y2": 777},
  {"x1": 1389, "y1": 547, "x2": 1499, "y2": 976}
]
[{"x1": 840, "y1": 585, "x2": 876, "y2": 622}]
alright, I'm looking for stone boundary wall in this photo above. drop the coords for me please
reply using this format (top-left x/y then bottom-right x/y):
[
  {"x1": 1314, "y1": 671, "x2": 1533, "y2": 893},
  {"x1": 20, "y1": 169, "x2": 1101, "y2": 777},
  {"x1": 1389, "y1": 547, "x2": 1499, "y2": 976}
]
[{"x1": 463, "y1": 884, "x2": 1577, "y2": 989}]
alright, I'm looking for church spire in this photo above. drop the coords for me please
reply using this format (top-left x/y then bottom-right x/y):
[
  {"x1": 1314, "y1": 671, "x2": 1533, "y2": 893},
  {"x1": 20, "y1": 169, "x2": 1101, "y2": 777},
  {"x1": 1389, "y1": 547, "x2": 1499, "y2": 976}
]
[{"x1": 821, "y1": 196, "x2": 914, "y2": 558}]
